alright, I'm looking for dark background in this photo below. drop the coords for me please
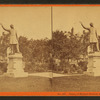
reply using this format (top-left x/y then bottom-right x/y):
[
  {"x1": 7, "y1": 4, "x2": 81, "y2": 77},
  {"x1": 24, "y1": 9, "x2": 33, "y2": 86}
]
[
  {"x1": 0, "y1": 0, "x2": 100, "y2": 4},
  {"x1": 0, "y1": 96, "x2": 100, "y2": 100},
  {"x1": 0, "y1": 0, "x2": 100, "y2": 100}
]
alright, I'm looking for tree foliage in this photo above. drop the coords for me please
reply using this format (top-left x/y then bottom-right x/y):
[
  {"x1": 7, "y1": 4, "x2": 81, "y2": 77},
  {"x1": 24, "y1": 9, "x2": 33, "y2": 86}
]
[{"x1": 52, "y1": 29, "x2": 89, "y2": 60}]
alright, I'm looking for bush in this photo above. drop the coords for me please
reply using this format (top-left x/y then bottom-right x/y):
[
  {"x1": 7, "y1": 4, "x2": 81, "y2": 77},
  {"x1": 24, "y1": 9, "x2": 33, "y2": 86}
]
[
  {"x1": 0, "y1": 62, "x2": 7, "y2": 74},
  {"x1": 78, "y1": 61, "x2": 88, "y2": 71},
  {"x1": 77, "y1": 68, "x2": 83, "y2": 74},
  {"x1": 63, "y1": 68, "x2": 70, "y2": 73},
  {"x1": 24, "y1": 62, "x2": 49, "y2": 73}
]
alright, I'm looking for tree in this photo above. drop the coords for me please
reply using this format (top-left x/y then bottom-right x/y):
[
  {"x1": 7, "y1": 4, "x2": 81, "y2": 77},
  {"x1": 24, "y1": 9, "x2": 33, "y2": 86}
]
[
  {"x1": 52, "y1": 29, "x2": 84, "y2": 60},
  {"x1": 18, "y1": 36, "x2": 52, "y2": 72}
]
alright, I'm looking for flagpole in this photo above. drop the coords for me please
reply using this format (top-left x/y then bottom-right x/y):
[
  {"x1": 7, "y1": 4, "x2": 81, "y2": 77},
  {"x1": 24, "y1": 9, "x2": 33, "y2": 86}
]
[
  {"x1": 51, "y1": 6, "x2": 53, "y2": 79},
  {"x1": 49, "y1": 6, "x2": 53, "y2": 87},
  {"x1": 51, "y1": 6, "x2": 53, "y2": 39}
]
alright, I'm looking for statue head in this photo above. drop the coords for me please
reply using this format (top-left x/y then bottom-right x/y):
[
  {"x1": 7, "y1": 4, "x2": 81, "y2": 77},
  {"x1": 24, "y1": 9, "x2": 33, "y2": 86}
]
[
  {"x1": 90, "y1": 23, "x2": 94, "y2": 27},
  {"x1": 10, "y1": 24, "x2": 14, "y2": 29}
]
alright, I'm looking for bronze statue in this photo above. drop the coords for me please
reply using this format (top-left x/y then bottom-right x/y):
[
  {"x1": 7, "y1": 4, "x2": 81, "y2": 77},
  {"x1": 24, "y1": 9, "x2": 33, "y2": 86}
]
[
  {"x1": 0, "y1": 23, "x2": 20, "y2": 54},
  {"x1": 80, "y1": 22, "x2": 99, "y2": 53}
]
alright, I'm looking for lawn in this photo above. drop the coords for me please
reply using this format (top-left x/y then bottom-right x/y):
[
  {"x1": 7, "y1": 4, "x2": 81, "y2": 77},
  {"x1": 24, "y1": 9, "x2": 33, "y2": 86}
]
[
  {"x1": 52, "y1": 75, "x2": 100, "y2": 92},
  {"x1": 0, "y1": 76, "x2": 52, "y2": 92},
  {"x1": 0, "y1": 75, "x2": 100, "y2": 92}
]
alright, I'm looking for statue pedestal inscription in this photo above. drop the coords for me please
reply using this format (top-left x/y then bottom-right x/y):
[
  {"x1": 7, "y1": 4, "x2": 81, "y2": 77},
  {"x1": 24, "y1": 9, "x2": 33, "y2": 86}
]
[
  {"x1": 4, "y1": 53, "x2": 28, "y2": 77},
  {"x1": 84, "y1": 52, "x2": 100, "y2": 76}
]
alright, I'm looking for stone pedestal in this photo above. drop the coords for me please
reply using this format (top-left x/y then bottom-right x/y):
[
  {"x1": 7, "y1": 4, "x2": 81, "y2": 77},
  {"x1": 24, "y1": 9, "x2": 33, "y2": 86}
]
[
  {"x1": 4, "y1": 53, "x2": 28, "y2": 77},
  {"x1": 84, "y1": 52, "x2": 100, "y2": 76}
]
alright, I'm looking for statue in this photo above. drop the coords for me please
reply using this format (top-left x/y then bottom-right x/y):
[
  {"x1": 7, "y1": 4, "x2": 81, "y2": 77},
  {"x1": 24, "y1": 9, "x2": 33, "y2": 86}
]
[
  {"x1": 80, "y1": 22, "x2": 99, "y2": 53},
  {"x1": 0, "y1": 24, "x2": 28, "y2": 77},
  {"x1": 0, "y1": 23, "x2": 20, "y2": 54}
]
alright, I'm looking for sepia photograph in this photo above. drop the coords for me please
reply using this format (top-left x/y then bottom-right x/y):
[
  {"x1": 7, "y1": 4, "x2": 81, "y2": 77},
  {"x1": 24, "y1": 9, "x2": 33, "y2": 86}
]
[{"x1": 0, "y1": 6, "x2": 100, "y2": 94}]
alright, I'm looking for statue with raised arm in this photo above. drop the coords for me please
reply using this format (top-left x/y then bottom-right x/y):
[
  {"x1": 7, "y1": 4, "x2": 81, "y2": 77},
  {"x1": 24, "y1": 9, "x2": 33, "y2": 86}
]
[
  {"x1": 80, "y1": 22, "x2": 99, "y2": 53},
  {"x1": 0, "y1": 23, "x2": 20, "y2": 54}
]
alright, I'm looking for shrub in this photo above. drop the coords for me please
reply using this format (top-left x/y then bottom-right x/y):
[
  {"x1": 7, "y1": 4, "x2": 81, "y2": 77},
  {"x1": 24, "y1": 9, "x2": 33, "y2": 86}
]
[
  {"x1": 24, "y1": 62, "x2": 49, "y2": 73},
  {"x1": 77, "y1": 68, "x2": 83, "y2": 74},
  {"x1": 0, "y1": 62, "x2": 7, "y2": 74},
  {"x1": 78, "y1": 61, "x2": 88, "y2": 71}
]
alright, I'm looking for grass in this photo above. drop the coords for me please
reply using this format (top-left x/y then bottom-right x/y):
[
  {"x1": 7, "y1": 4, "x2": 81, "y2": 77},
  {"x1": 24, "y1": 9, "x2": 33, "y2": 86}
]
[
  {"x1": 52, "y1": 75, "x2": 100, "y2": 92},
  {"x1": 0, "y1": 76, "x2": 52, "y2": 92},
  {"x1": 0, "y1": 75, "x2": 100, "y2": 92}
]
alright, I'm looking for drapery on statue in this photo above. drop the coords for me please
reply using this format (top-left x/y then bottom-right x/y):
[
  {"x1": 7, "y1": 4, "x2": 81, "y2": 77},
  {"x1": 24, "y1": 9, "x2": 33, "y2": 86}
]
[
  {"x1": 80, "y1": 22, "x2": 99, "y2": 53},
  {"x1": 0, "y1": 23, "x2": 20, "y2": 54}
]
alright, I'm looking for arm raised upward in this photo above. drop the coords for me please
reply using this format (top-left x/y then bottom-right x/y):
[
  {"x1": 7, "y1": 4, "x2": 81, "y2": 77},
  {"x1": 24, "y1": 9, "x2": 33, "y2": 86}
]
[
  {"x1": 80, "y1": 22, "x2": 90, "y2": 30},
  {"x1": 0, "y1": 23, "x2": 10, "y2": 32}
]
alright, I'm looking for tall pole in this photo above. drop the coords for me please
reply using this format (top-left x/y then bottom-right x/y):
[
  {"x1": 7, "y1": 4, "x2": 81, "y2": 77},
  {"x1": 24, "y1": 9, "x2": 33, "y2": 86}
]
[
  {"x1": 51, "y1": 6, "x2": 53, "y2": 39},
  {"x1": 49, "y1": 6, "x2": 53, "y2": 87},
  {"x1": 51, "y1": 6, "x2": 53, "y2": 80}
]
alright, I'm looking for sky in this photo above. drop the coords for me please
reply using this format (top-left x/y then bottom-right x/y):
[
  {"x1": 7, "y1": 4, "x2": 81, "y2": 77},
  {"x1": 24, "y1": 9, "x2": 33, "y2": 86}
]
[
  {"x1": 0, "y1": 6, "x2": 100, "y2": 39},
  {"x1": 53, "y1": 6, "x2": 100, "y2": 36},
  {"x1": 0, "y1": 7, "x2": 51, "y2": 39}
]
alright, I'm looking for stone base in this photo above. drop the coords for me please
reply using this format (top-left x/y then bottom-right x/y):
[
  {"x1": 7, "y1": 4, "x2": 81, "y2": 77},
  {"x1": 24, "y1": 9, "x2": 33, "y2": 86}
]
[
  {"x1": 85, "y1": 52, "x2": 100, "y2": 76},
  {"x1": 4, "y1": 53, "x2": 28, "y2": 78}
]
